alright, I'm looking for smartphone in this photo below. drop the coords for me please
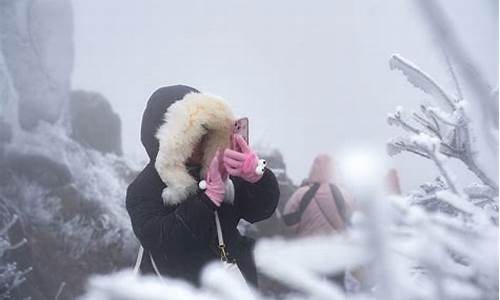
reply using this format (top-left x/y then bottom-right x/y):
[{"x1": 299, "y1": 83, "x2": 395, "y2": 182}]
[{"x1": 233, "y1": 117, "x2": 249, "y2": 148}]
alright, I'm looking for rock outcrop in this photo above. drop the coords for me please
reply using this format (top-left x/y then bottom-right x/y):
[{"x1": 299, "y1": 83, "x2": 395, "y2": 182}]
[
  {"x1": 0, "y1": 1, "x2": 138, "y2": 299},
  {"x1": 69, "y1": 90, "x2": 123, "y2": 155},
  {"x1": 0, "y1": 0, "x2": 73, "y2": 130}
]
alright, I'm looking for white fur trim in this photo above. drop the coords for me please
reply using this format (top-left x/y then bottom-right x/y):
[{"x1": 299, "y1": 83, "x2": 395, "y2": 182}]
[{"x1": 155, "y1": 92, "x2": 234, "y2": 206}]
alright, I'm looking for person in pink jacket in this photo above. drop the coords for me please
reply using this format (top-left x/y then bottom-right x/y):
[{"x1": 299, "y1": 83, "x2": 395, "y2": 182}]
[{"x1": 283, "y1": 154, "x2": 354, "y2": 237}]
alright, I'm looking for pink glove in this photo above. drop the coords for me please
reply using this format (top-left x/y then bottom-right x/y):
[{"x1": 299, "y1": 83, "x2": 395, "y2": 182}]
[
  {"x1": 199, "y1": 151, "x2": 225, "y2": 207},
  {"x1": 223, "y1": 135, "x2": 266, "y2": 183}
]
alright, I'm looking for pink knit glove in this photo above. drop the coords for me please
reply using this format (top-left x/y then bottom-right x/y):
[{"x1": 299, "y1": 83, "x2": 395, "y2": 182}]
[
  {"x1": 199, "y1": 151, "x2": 225, "y2": 207},
  {"x1": 223, "y1": 135, "x2": 266, "y2": 183}
]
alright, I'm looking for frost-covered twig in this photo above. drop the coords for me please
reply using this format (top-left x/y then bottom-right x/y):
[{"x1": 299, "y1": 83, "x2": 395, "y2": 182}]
[
  {"x1": 54, "y1": 281, "x2": 66, "y2": 300},
  {"x1": 415, "y1": 0, "x2": 493, "y2": 117},
  {"x1": 416, "y1": 0, "x2": 498, "y2": 153},
  {"x1": 442, "y1": 49, "x2": 463, "y2": 101},
  {"x1": 387, "y1": 107, "x2": 421, "y2": 135},
  {"x1": 0, "y1": 214, "x2": 30, "y2": 299},
  {"x1": 387, "y1": 51, "x2": 498, "y2": 300},
  {"x1": 389, "y1": 54, "x2": 456, "y2": 110},
  {"x1": 388, "y1": 55, "x2": 498, "y2": 194}
]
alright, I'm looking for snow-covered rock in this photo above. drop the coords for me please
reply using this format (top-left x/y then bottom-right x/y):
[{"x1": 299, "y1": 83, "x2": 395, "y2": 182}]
[
  {"x1": 0, "y1": 2, "x2": 140, "y2": 299},
  {"x1": 0, "y1": 0, "x2": 73, "y2": 130},
  {"x1": 0, "y1": 124, "x2": 139, "y2": 300}
]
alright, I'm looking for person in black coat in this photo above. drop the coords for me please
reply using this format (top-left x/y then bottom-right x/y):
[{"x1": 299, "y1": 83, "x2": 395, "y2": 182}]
[{"x1": 126, "y1": 85, "x2": 280, "y2": 287}]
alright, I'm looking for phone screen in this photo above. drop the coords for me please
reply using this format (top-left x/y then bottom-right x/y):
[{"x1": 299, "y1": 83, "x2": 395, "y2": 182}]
[{"x1": 233, "y1": 117, "x2": 249, "y2": 145}]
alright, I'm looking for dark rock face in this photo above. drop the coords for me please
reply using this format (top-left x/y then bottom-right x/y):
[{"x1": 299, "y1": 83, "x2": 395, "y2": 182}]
[
  {"x1": 69, "y1": 90, "x2": 123, "y2": 155},
  {"x1": 0, "y1": 119, "x2": 12, "y2": 159},
  {"x1": 2, "y1": 152, "x2": 72, "y2": 188},
  {"x1": 0, "y1": 119, "x2": 12, "y2": 145}
]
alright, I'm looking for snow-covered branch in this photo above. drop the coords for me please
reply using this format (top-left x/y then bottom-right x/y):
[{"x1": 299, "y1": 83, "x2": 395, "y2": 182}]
[
  {"x1": 389, "y1": 54, "x2": 456, "y2": 110},
  {"x1": 386, "y1": 53, "x2": 498, "y2": 300},
  {"x1": 388, "y1": 54, "x2": 498, "y2": 194},
  {"x1": 0, "y1": 213, "x2": 30, "y2": 299}
]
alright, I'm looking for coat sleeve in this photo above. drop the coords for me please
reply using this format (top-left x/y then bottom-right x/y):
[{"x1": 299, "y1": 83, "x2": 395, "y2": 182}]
[
  {"x1": 232, "y1": 168, "x2": 280, "y2": 223},
  {"x1": 126, "y1": 185, "x2": 216, "y2": 255}
]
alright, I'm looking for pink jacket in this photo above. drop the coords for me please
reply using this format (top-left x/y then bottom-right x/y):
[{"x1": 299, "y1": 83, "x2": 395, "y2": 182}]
[{"x1": 284, "y1": 154, "x2": 353, "y2": 237}]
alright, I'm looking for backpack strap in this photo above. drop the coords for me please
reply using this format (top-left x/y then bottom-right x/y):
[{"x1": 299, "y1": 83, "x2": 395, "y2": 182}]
[
  {"x1": 283, "y1": 183, "x2": 321, "y2": 226},
  {"x1": 329, "y1": 184, "x2": 349, "y2": 226}
]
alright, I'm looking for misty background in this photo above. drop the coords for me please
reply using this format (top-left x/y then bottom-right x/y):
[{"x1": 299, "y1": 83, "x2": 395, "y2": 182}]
[
  {"x1": 72, "y1": 0, "x2": 498, "y2": 190},
  {"x1": 1, "y1": 1, "x2": 498, "y2": 299}
]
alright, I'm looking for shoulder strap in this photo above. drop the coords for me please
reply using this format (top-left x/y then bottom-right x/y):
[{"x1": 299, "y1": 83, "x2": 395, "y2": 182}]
[
  {"x1": 283, "y1": 183, "x2": 321, "y2": 226},
  {"x1": 133, "y1": 245, "x2": 144, "y2": 274},
  {"x1": 214, "y1": 211, "x2": 231, "y2": 262},
  {"x1": 329, "y1": 184, "x2": 349, "y2": 225},
  {"x1": 133, "y1": 245, "x2": 163, "y2": 279}
]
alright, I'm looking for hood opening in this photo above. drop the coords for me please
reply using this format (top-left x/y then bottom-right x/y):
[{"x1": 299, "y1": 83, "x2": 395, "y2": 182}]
[
  {"x1": 152, "y1": 91, "x2": 235, "y2": 205},
  {"x1": 140, "y1": 85, "x2": 199, "y2": 161}
]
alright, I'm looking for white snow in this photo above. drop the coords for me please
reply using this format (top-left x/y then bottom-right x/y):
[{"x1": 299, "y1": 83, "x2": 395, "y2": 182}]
[{"x1": 389, "y1": 54, "x2": 456, "y2": 111}]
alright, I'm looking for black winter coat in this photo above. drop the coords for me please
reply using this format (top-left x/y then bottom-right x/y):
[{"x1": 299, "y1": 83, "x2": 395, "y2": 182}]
[{"x1": 126, "y1": 85, "x2": 280, "y2": 286}]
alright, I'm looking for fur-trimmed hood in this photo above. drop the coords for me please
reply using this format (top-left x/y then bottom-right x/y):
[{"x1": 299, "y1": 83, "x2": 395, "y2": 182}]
[
  {"x1": 142, "y1": 88, "x2": 235, "y2": 206},
  {"x1": 141, "y1": 85, "x2": 199, "y2": 161}
]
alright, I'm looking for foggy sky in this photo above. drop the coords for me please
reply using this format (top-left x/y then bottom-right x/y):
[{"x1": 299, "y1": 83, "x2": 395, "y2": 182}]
[{"x1": 71, "y1": 0, "x2": 498, "y2": 191}]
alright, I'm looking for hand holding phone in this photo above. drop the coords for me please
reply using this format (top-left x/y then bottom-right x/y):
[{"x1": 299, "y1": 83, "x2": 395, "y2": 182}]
[{"x1": 223, "y1": 134, "x2": 266, "y2": 183}]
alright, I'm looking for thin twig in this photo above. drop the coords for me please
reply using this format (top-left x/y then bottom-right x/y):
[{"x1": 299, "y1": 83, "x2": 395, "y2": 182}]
[
  {"x1": 54, "y1": 281, "x2": 66, "y2": 300},
  {"x1": 428, "y1": 148, "x2": 459, "y2": 194},
  {"x1": 442, "y1": 49, "x2": 463, "y2": 101}
]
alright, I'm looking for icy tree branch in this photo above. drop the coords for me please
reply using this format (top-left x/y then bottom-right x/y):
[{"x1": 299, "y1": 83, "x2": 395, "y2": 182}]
[
  {"x1": 388, "y1": 55, "x2": 498, "y2": 194},
  {"x1": 415, "y1": 0, "x2": 498, "y2": 152},
  {"x1": 0, "y1": 214, "x2": 30, "y2": 299},
  {"x1": 389, "y1": 54, "x2": 456, "y2": 110},
  {"x1": 386, "y1": 51, "x2": 498, "y2": 300}
]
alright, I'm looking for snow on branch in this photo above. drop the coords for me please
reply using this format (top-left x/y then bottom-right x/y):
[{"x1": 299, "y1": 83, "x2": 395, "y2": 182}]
[
  {"x1": 386, "y1": 53, "x2": 498, "y2": 300},
  {"x1": 388, "y1": 55, "x2": 498, "y2": 194},
  {"x1": 0, "y1": 214, "x2": 30, "y2": 299},
  {"x1": 390, "y1": 54, "x2": 456, "y2": 111}
]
